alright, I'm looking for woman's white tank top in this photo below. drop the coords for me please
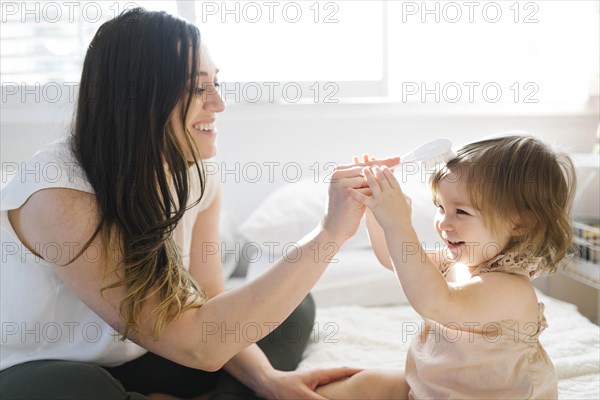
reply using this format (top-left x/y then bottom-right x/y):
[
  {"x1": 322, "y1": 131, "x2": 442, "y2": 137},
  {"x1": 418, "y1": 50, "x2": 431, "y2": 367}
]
[{"x1": 0, "y1": 138, "x2": 220, "y2": 370}]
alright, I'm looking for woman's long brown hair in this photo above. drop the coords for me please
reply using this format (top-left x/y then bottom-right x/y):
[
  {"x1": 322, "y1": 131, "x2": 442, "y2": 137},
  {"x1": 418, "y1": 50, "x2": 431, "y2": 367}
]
[{"x1": 68, "y1": 8, "x2": 207, "y2": 339}]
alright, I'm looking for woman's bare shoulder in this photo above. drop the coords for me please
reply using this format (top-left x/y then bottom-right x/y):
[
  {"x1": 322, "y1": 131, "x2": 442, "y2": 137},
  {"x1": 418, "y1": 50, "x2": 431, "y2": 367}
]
[
  {"x1": 8, "y1": 188, "x2": 101, "y2": 263},
  {"x1": 26, "y1": 187, "x2": 97, "y2": 215}
]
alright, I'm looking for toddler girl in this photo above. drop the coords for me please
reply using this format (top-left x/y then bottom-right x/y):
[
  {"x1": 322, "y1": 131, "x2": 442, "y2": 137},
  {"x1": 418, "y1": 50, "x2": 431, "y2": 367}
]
[{"x1": 317, "y1": 135, "x2": 576, "y2": 399}]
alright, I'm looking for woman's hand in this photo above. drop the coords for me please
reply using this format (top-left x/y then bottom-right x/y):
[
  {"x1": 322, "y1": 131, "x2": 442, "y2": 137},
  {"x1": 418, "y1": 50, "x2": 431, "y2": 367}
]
[
  {"x1": 348, "y1": 165, "x2": 412, "y2": 234},
  {"x1": 322, "y1": 157, "x2": 399, "y2": 244},
  {"x1": 255, "y1": 367, "x2": 362, "y2": 400}
]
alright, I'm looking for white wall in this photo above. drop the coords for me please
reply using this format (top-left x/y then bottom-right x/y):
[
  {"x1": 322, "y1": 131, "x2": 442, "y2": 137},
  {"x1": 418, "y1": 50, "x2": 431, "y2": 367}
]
[{"x1": 2, "y1": 99, "x2": 599, "y2": 225}]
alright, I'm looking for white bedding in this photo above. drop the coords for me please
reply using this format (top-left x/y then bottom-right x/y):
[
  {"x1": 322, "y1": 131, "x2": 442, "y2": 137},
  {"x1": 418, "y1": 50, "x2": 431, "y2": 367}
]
[
  {"x1": 236, "y1": 178, "x2": 600, "y2": 398},
  {"x1": 298, "y1": 291, "x2": 600, "y2": 399}
]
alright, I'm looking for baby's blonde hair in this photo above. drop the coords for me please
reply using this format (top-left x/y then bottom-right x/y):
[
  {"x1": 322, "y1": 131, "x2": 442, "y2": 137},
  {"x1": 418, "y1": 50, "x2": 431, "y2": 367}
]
[{"x1": 430, "y1": 135, "x2": 577, "y2": 275}]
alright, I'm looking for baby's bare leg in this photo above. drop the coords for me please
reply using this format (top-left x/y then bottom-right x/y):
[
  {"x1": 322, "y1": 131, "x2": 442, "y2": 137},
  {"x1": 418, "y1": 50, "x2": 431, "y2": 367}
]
[{"x1": 316, "y1": 369, "x2": 409, "y2": 400}]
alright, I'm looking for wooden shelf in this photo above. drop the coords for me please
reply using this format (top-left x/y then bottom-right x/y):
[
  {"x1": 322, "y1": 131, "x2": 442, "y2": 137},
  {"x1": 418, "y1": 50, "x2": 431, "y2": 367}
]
[
  {"x1": 560, "y1": 258, "x2": 600, "y2": 290},
  {"x1": 535, "y1": 259, "x2": 600, "y2": 325}
]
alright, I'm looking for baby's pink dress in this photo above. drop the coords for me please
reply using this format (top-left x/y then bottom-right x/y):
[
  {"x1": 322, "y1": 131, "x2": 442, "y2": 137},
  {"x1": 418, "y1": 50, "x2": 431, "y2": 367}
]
[{"x1": 404, "y1": 253, "x2": 558, "y2": 399}]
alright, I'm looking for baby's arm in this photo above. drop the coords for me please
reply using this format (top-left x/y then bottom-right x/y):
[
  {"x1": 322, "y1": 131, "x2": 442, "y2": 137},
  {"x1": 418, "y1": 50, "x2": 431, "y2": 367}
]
[
  {"x1": 366, "y1": 209, "x2": 393, "y2": 270},
  {"x1": 368, "y1": 209, "x2": 450, "y2": 277}
]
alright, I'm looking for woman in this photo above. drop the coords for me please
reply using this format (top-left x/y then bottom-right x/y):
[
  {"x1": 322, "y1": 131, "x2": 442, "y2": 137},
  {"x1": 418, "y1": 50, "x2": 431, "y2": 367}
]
[{"x1": 0, "y1": 8, "x2": 397, "y2": 399}]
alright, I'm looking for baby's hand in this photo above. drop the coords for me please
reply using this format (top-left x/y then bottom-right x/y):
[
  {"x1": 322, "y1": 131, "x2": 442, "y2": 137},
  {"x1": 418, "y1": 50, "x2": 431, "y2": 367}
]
[
  {"x1": 351, "y1": 153, "x2": 399, "y2": 198},
  {"x1": 348, "y1": 165, "x2": 412, "y2": 233}
]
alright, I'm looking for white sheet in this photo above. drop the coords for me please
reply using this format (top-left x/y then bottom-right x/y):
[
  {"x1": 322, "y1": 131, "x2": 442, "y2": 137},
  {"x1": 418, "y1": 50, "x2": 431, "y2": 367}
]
[
  {"x1": 298, "y1": 291, "x2": 600, "y2": 399},
  {"x1": 238, "y1": 209, "x2": 599, "y2": 397},
  {"x1": 247, "y1": 248, "x2": 409, "y2": 307}
]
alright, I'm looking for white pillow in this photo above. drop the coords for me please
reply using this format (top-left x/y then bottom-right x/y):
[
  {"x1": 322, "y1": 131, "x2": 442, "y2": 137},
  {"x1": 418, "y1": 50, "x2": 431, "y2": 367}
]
[
  {"x1": 238, "y1": 174, "x2": 443, "y2": 253},
  {"x1": 245, "y1": 246, "x2": 409, "y2": 307},
  {"x1": 237, "y1": 173, "x2": 445, "y2": 306},
  {"x1": 238, "y1": 179, "x2": 370, "y2": 251},
  {"x1": 310, "y1": 248, "x2": 410, "y2": 307}
]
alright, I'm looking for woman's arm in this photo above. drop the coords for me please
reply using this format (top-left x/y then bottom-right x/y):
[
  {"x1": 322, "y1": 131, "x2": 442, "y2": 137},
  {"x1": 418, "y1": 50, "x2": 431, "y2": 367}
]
[
  {"x1": 188, "y1": 188, "x2": 225, "y2": 298},
  {"x1": 13, "y1": 164, "x2": 372, "y2": 372},
  {"x1": 189, "y1": 186, "x2": 362, "y2": 399},
  {"x1": 187, "y1": 188, "x2": 276, "y2": 395}
]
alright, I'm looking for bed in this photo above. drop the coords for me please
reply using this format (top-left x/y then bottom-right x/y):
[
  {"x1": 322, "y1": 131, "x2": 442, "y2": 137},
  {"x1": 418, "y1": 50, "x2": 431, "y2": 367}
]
[
  {"x1": 297, "y1": 264, "x2": 600, "y2": 399},
  {"x1": 226, "y1": 178, "x2": 600, "y2": 399}
]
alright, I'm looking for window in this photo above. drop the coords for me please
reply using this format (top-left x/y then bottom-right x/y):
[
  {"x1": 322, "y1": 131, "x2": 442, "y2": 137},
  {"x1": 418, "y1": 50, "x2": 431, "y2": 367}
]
[
  {"x1": 0, "y1": 0, "x2": 387, "y2": 102},
  {"x1": 387, "y1": 0, "x2": 599, "y2": 105},
  {"x1": 1, "y1": 0, "x2": 597, "y2": 106},
  {"x1": 191, "y1": 1, "x2": 387, "y2": 101},
  {"x1": 0, "y1": 1, "x2": 177, "y2": 84}
]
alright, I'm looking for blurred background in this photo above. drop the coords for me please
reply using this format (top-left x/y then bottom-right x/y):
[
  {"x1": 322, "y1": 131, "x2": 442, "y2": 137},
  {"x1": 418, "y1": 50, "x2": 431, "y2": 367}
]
[
  {"x1": 1, "y1": 1, "x2": 599, "y2": 319},
  {"x1": 2, "y1": 0, "x2": 598, "y2": 218}
]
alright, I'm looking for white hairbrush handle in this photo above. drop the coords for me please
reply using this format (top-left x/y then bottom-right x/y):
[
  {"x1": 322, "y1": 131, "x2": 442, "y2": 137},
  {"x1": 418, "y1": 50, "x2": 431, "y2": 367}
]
[{"x1": 400, "y1": 138, "x2": 454, "y2": 169}]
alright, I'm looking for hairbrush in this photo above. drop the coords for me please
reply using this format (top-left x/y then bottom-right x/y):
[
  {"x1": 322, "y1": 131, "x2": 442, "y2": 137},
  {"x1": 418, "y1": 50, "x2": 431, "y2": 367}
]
[{"x1": 399, "y1": 138, "x2": 455, "y2": 169}]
